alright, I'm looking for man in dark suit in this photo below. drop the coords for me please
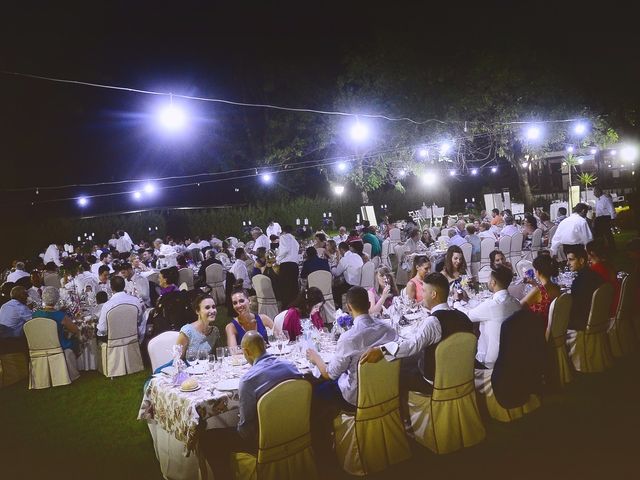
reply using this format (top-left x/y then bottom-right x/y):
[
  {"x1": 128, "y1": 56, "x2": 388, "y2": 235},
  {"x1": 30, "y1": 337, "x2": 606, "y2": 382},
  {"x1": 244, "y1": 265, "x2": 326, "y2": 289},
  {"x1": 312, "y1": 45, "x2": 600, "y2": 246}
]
[
  {"x1": 567, "y1": 247, "x2": 604, "y2": 331},
  {"x1": 196, "y1": 249, "x2": 222, "y2": 286}
]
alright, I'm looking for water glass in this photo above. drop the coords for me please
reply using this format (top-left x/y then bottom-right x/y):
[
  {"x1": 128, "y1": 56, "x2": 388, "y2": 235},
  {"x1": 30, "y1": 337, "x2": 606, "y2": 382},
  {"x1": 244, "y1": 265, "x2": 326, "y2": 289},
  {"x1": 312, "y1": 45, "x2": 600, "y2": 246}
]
[
  {"x1": 208, "y1": 354, "x2": 216, "y2": 372},
  {"x1": 216, "y1": 347, "x2": 225, "y2": 362},
  {"x1": 186, "y1": 351, "x2": 197, "y2": 366},
  {"x1": 198, "y1": 348, "x2": 208, "y2": 365}
]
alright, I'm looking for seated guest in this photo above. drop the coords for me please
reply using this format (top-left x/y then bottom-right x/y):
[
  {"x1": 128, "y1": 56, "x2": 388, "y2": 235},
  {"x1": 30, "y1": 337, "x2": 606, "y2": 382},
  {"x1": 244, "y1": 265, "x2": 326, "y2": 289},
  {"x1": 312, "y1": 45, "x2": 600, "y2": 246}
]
[
  {"x1": 314, "y1": 232, "x2": 328, "y2": 258},
  {"x1": 300, "y1": 246, "x2": 331, "y2": 280},
  {"x1": 96, "y1": 265, "x2": 112, "y2": 297},
  {"x1": 405, "y1": 256, "x2": 431, "y2": 304},
  {"x1": 522, "y1": 214, "x2": 538, "y2": 249},
  {"x1": 490, "y1": 208, "x2": 504, "y2": 226},
  {"x1": 554, "y1": 207, "x2": 568, "y2": 225},
  {"x1": 251, "y1": 247, "x2": 268, "y2": 277},
  {"x1": 94, "y1": 291, "x2": 108, "y2": 317},
  {"x1": 567, "y1": 247, "x2": 604, "y2": 331},
  {"x1": 7, "y1": 262, "x2": 30, "y2": 283},
  {"x1": 490, "y1": 250, "x2": 513, "y2": 273},
  {"x1": 361, "y1": 272, "x2": 473, "y2": 396},
  {"x1": 404, "y1": 228, "x2": 426, "y2": 253},
  {"x1": 91, "y1": 252, "x2": 113, "y2": 276},
  {"x1": 230, "y1": 248, "x2": 251, "y2": 290},
  {"x1": 361, "y1": 226, "x2": 382, "y2": 257},
  {"x1": 347, "y1": 229, "x2": 361, "y2": 244},
  {"x1": 455, "y1": 220, "x2": 467, "y2": 238},
  {"x1": 96, "y1": 276, "x2": 143, "y2": 342},
  {"x1": 197, "y1": 249, "x2": 222, "y2": 281},
  {"x1": 586, "y1": 240, "x2": 620, "y2": 316},
  {"x1": 465, "y1": 225, "x2": 481, "y2": 262},
  {"x1": 368, "y1": 266, "x2": 399, "y2": 315},
  {"x1": 176, "y1": 295, "x2": 220, "y2": 360},
  {"x1": 500, "y1": 215, "x2": 520, "y2": 237},
  {"x1": 202, "y1": 331, "x2": 300, "y2": 480},
  {"x1": 468, "y1": 266, "x2": 522, "y2": 368},
  {"x1": 442, "y1": 245, "x2": 468, "y2": 284},
  {"x1": 249, "y1": 228, "x2": 270, "y2": 257},
  {"x1": 325, "y1": 239, "x2": 339, "y2": 267},
  {"x1": 520, "y1": 255, "x2": 560, "y2": 329},
  {"x1": 538, "y1": 211, "x2": 554, "y2": 233},
  {"x1": 149, "y1": 266, "x2": 195, "y2": 335},
  {"x1": 333, "y1": 226, "x2": 348, "y2": 244},
  {"x1": 32, "y1": 287, "x2": 80, "y2": 379},
  {"x1": 448, "y1": 228, "x2": 466, "y2": 247},
  {"x1": 420, "y1": 228, "x2": 434, "y2": 248},
  {"x1": 306, "y1": 287, "x2": 396, "y2": 454},
  {"x1": 225, "y1": 288, "x2": 273, "y2": 348},
  {"x1": 283, "y1": 287, "x2": 325, "y2": 340},
  {"x1": 27, "y1": 270, "x2": 43, "y2": 306},
  {"x1": 350, "y1": 240, "x2": 369, "y2": 264},
  {"x1": 478, "y1": 222, "x2": 496, "y2": 240},
  {"x1": 269, "y1": 234, "x2": 279, "y2": 251},
  {"x1": 331, "y1": 242, "x2": 364, "y2": 309},
  {"x1": 176, "y1": 254, "x2": 189, "y2": 270},
  {"x1": 0, "y1": 286, "x2": 32, "y2": 338}
]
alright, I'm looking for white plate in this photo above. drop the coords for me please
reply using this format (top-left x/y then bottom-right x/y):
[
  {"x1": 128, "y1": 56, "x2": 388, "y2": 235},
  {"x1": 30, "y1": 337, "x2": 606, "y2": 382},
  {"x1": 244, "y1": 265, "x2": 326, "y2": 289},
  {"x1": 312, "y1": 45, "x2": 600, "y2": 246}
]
[
  {"x1": 267, "y1": 345, "x2": 292, "y2": 356},
  {"x1": 160, "y1": 366, "x2": 176, "y2": 376},
  {"x1": 180, "y1": 385, "x2": 201, "y2": 393},
  {"x1": 185, "y1": 365, "x2": 207, "y2": 375},
  {"x1": 216, "y1": 378, "x2": 240, "y2": 391}
]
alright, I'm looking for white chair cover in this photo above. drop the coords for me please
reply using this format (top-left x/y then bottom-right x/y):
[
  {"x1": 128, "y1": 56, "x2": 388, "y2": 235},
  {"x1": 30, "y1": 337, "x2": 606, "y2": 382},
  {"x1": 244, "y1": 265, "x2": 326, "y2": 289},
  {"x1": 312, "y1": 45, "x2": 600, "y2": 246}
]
[
  {"x1": 135, "y1": 275, "x2": 151, "y2": 307},
  {"x1": 460, "y1": 242, "x2": 472, "y2": 266},
  {"x1": 362, "y1": 242, "x2": 372, "y2": 258},
  {"x1": 24, "y1": 317, "x2": 72, "y2": 389},
  {"x1": 272, "y1": 311, "x2": 287, "y2": 336},
  {"x1": 333, "y1": 360, "x2": 411, "y2": 476},
  {"x1": 232, "y1": 379, "x2": 318, "y2": 480},
  {"x1": 440, "y1": 228, "x2": 452, "y2": 238},
  {"x1": 429, "y1": 227, "x2": 440, "y2": 240},
  {"x1": 547, "y1": 225, "x2": 558, "y2": 246},
  {"x1": 498, "y1": 236, "x2": 511, "y2": 258},
  {"x1": 609, "y1": 274, "x2": 637, "y2": 357},
  {"x1": 205, "y1": 263, "x2": 226, "y2": 304},
  {"x1": 515, "y1": 259, "x2": 533, "y2": 279},
  {"x1": 477, "y1": 266, "x2": 492, "y2": 284},
  {"x1": 148, "y1": 331, "x2": 180, "y2": 372},
  {"x1": 359, "y1": 261, "x2": 375, "y2": 289},
  {"x1": 394, "y1": 244, "x2": 410, "y2": 286},
  {"x1": 546, "y1": 294, "x2": 573, "y2": 388},
  {"x1": 567, "y1": 283, "x2": 614, "y2": 373},
  {"x1": 98, "y1": 304, "x2": 144, "y2": 377},
  {"x1": 380, "y1": 240, "x2": 392, "y2": 269},
  {"x1": 408, "y1": 332, "x2": 486, "y2": 453},
  {"x1": 480, "y1": 238, "x2": 496, "y2": 268},
  {"x1": 252, "y1": 275, "x2": 279, "y2": 320},
  {"x1": 178, "y1": 268, "x2": 194, "y2": 291},
  {"x1": 436, "y1": 236, "x2": 450, "y2": 247},
  {"x1": 389, "y1": 228, "x2": 401, "y2": 245},
  {"x1": 146, "y1": 272, "x2": 160, "y2": 286},
  {"x1": 308, "y1": 270, "x2": 336, "y2": 324},
  {"x1": 509, "y1": 232, "x2": 523, "y2": 264},
  {"x1": 179, "y1": 282, "x2": 188, "y2": 291},
  {"x1": 474, "y1": 369, "x2": 541, "y2": 422}
]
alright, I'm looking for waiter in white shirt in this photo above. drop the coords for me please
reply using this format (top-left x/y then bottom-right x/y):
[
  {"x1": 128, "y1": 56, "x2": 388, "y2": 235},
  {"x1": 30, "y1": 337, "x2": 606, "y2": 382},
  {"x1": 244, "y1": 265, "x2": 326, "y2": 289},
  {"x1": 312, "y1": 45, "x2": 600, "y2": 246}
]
[
  {"x1": 467, "y1": 266, "x2": 521, "y2": 368},
  {"x1": 331, "y1": 242, "x2": 363, "y2": 309},
  {"x1": 115, "y1": 230, "x2": 133, "y2": 256},
  {"x1": 549, "y1": 203, "x2": 593, "y2": 258},
  {"x1": 43, "y1": 244, "x2": 62, "y2": 267},
  {"x1": 593, "y1": 187, "x2": 616, "y2": 251},
  {"x1": 266, "y1": 220, "x2": 282, "y2": 238},
  {"x1": 275, "y1": 225, "x2": 300, "y2": 307}
]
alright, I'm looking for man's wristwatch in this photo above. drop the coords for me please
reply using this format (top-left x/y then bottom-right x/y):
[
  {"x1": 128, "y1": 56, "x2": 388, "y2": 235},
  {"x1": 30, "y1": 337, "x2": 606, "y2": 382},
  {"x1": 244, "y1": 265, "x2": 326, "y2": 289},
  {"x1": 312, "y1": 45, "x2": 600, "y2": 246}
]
[{"x1": 379, "y1": 345, "x2": 391, "y2": 356}]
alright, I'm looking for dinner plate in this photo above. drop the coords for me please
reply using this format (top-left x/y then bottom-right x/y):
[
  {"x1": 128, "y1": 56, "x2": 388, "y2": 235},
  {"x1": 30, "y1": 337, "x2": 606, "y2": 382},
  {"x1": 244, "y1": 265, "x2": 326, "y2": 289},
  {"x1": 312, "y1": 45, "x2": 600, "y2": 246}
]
[
  {"x1": 160, "y1": 366, "x2": 177, "y2": 376},
  {"x1": 180, "y1": 385, "x2": 201, "y2": 393},
  {"x1": 266, "y1": 345, "x2": 292, "y2": 356},
  {"x1": 185, "y1": 365, "x2": 207, "y2": 375},
  {"x1": 216, "y1": 378, "x2": 240, "y2": 391}
]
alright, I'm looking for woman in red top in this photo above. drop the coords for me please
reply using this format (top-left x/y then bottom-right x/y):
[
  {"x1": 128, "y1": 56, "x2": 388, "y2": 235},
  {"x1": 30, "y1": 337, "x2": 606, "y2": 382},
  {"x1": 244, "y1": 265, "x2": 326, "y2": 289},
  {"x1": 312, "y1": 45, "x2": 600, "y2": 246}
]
[
  {"x1": 521, "y1": 255, "x2": 561, "y2": 329},
  {"x1": 282, "y1": 286, "x2": 325, "y2": 340},
  {"x1": 586, "y1": 240, "x2": 620, "y2": 315}
]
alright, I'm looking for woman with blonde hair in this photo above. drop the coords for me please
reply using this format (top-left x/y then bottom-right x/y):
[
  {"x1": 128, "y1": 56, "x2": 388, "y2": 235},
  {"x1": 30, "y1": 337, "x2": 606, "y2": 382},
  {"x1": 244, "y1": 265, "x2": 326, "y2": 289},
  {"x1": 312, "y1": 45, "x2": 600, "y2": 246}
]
[{"x1": 368, "y1": 266, "x2": 400, "y2": 314}]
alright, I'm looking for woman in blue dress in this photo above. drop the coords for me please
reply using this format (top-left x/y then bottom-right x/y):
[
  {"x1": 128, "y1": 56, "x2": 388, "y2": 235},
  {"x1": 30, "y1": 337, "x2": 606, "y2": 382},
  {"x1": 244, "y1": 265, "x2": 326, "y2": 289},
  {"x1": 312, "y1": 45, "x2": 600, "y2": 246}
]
[
  {"x1": 225, "y1": 288, "x2": 273, "y2": 348},
  {"x1": 176, "y1": 294, "x2": 220, "y2": 359}
]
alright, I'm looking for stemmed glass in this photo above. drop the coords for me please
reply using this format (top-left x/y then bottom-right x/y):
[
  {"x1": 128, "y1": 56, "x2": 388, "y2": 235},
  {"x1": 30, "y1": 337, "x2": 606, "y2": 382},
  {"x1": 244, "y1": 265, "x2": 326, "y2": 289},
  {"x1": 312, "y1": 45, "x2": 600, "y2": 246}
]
[
  {"x1": 186, "y1": 351, "x2": 197, "y2": 367},
  {"x1": 277, "y1": 331, "x2": 290, "y2": 355},
  {"x1": 198, "y1": 348, "x2": 208, "y2": 366}
]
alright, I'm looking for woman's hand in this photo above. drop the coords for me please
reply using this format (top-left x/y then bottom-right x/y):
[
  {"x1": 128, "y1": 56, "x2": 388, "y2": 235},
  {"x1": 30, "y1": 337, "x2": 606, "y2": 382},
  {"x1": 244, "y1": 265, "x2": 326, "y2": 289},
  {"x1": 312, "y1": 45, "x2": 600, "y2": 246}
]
[
  {"x1": 310, "y1": 302, "x2": 324, "y2": 316},
  {"x1": 381, "y1": 284, "x2": 392, "y2": 299}
]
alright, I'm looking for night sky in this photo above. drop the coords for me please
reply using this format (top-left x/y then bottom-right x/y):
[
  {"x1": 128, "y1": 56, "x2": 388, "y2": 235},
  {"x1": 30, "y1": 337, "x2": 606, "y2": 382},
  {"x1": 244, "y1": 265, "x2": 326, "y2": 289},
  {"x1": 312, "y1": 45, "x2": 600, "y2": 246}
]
[{"x1": 2, "y1": 2, "x2": 639, "y2": 217}]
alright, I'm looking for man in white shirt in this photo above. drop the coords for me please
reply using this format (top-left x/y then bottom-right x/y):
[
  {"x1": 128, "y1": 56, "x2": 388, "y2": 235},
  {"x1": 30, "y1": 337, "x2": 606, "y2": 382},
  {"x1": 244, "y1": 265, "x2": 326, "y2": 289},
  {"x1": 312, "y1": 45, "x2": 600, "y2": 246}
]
[
  {"x1": 91, "y1": 252, "x2": 113, "y2": 277},
  {"x1": 478, "y1": 222, "x2": 496, "y2": 241},
  {"x1": 331, "y1": 242, "x2": 364, "y2": 308},
  {"x1": 499, "y1": 215, "x2": 520, "y2": 238},
  {"x1": 265, "y1": 220, "x2": 282, "y2": 238},
  {"x1": 249, "y1": 228, "x2": 270, "y2": 256},
  {"x1": 549, "y1": 203, "x2": 593, "y2": 257},
  {"x1": 468, "y1": 266, "x2": 522, "y2": 368},
  {"x1": 7, "y1": 262, "x2": 30, "y2": 283},
  {"x1": 154, "y1": 239, "x2": 178, "y2": 267},
  {"x1": 96, "y1": 276, "x2": 143, "y2": 341},
  {"x1": 275, "y1": 225, "x2": 300, "y2": 307},
  {"x1": 593, "y1": 187, "x2": 616, "y2": 251},
  {"x1": 115, "y1": 230, "x2": 133, "y2": 256},
  {"x1": 107, "y1": 234, "x2": 118, "y2": 249},
  {"x1": 333, "y1": 226, "x2": 348, "y2": 244},
  {"x1": 230, "y1": 248, "x2": 251, "y2": 290},
  {"x1": 43, "y1": 244, "x2": 62, "y2": 267},
  {"x1": 96, "y1": 265, "x2": 112, "y2": 297}
]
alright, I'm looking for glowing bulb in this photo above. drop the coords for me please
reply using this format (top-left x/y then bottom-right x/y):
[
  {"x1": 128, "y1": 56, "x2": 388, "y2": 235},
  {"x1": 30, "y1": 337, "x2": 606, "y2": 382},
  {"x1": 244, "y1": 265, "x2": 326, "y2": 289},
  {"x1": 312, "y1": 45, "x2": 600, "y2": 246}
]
[
  {"x1": 590, "y1": 148, "x2": 597, "y2": 155},
  {"x1": 440, "y1": 142, "x2": 452, "y2": 155},
  {"x1": 419, "y1": 148, "x2": 428, "y2": 158},
  {"x1": 144, "y1": 183, "x2": 155, "y2": 194},
  {"x1": 491, "y1": 166, "x2": 498, "y2": 173},
  {"x1": 158, "y1": 104, "x2": 187, "y2": 131},
  {"x1": 621, "y1": 145, "x2": 638, "y2": 162},
  {"x1": 133, "y1": 191, "x2": 142, "y2": 200},
  {"x1": 78, "y1": 197, "x2": 88, "y2": 207},
  {"x1": 611, "y1": 150, "x2": 617, "y2": 156},
  {"x1": 566, "y1": 146, "x2": 574, "y2": 153},
  {"x1": 522, "y1": 162, "x2": 529, "y2": 168},
  {"x1": 421, "y1": 172, "x2": 437, "y2": 186},
  {"x1": 398, "y1": 169, "x2": 406, "y2": 177},
  {"x1": 573, "y1": 122, "x2": 587, "y2": 135},
  {"x1": 350, "y1": 122, "x2": 369, "y2": 142},
  {"x1": 333, "y1": 185, "x2": 345, "y2": 195},
  {"x1": 261, "y1": 173, "x2": 273, "y2": 184},
  {"x1": 449, "y1": 170, "x2": 457, "y2": 176},
  {"x1": 471, "y1": 168, "x2": 478, "y2": 175},
  {"x1": 525, "y1": 125, "x2": 542, "y2": 140},
  {"x1": 578, "y1": 158, "x2": 584, "y2": 165},
  {"x1": 337, "y1": 162, "x2": 347, "y2": 172}
]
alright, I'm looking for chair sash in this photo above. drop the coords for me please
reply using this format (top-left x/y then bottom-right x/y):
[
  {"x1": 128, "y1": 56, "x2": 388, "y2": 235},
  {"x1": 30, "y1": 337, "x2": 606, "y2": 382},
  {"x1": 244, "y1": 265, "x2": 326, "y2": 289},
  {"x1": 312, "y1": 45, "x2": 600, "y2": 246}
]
[
  {"x1": 474, "y1": 369, "x2": 541, "y2": 422},
  {"x1": 252, "y1": 274, "x2": 279, "y2": 320},
  {"x1": 24, "y1": 318, "x2": 72, "y2": 389},
  {"x1": 99, "y1": 304, "x2": 144, "y2": 377},
  {"x1": 546, "y1": 294, "x2": 573, "y2": 387}
]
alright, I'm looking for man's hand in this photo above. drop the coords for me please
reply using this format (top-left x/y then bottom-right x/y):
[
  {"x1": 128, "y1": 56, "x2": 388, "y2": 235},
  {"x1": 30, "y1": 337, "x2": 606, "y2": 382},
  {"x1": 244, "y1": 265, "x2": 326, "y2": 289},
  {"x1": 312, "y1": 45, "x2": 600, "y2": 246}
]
[
  {"x1": 306, "y1": 348, "x2": 322, "y2": 366},
  {"x1": 360, "y1": 346, "x2": 384, "y2": 364}
]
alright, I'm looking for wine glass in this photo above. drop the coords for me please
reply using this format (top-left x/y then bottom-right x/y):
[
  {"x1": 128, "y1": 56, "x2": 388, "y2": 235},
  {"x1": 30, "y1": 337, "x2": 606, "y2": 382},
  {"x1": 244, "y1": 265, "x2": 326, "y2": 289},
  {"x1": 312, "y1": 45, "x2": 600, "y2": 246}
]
[
  {"x1": 208, "y1": 354, "x2": 216, "y2": 374},
  {"x1": 186, "y1": 350, "x2": 197, "y2": 366},
  {"x1": 198, "y1": 348, "x2": 208, "y2": 366}
]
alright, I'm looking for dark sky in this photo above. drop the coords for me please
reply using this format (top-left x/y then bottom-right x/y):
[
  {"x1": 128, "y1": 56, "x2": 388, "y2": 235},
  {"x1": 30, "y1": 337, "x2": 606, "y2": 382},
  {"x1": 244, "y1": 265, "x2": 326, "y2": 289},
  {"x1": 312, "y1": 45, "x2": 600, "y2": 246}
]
[{"x1": 1, "y1": 1, "x2": 639, "y2": 217}]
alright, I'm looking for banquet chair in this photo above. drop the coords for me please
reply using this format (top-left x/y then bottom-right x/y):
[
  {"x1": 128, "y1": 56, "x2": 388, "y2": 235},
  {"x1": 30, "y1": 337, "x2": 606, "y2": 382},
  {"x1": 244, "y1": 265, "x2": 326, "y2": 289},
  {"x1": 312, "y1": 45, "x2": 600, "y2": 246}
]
[
  {"x1": 389, "y1": 228, "x2": 402, "y2": 246},
  {"x1": 546, "y1": 294, "x2": 573, "y2": 388},
  {"x1": 567, "y1": 283, "x2": 614, "y2": 373},
  {"x1": 477, "y1": 266, "x2": 492, "y2": 284},
  {"x1": 362, "y1": 242, "x2": 372, "y2": 258},
  {"x1": 205, "y1": 263, "x2": 226, "y2": 305},
  {"x1": 547, "y1": 225, "x2": 558, "y2": 247},
  {"x1": 272, "y1": 311, "x2": 287, "y2": 336},
  {"x1": 333, "y1": 360, "x2": 411, "y2": 476},
  {"x1": 231, "y1": 379, "x2": 318, "y2": 480},
  {"x1": 147, "y1": 331, "x2": 180, "y2": 372},
  {"x1": 498, "y1": 235, "x2": 511, "y2": 259},
  {"x1": 43, "y1": 273, "x2": 60, "y2": 288},
  {"x1": 479, "y1": 237, "x2": 496, "y2": 268},
  {"x1": 474, "y1": 310, "x2": 544, "y2": 422},
  {"x1": 307, "y1": 270, "x2": 336, "y2": 324},
  {"x1": 408, "y1": 332, "x2": 486, "y2": 454},
  {"x1": 523, "y1": 228, "x2": 543, "y2": 261},
  {"x1": 252, "y1": 275, "x2": 279, "y2": 320},
  {"x1": 440, "y1": 228, "x2": 452, "y2": 238},
  {"x1": 134, "y1": 275, "x2": 151, "y2": 307},
  {"x1": 178, "y1": 282, "x2": 188, "y2": 292},
  {"x1": 98, "y1": 304, "x2": 144, "y2": 378},
  {"x1": 146, "y1": 272, "x2": 160, "y2": 286},
  {"x1": 460, "y1": 242, "x2": 472, "y2": 266},
  {"x1": 359, "y1": 261, "x2": 375, "y2": 289},
  {"x1": 178, "y1": 268, "x2": 194, "y2": 291},
  {"x1": 380, "y1": 239, "x2": 392, "y2": 269},
  {"x1": 609, "y1": 274, "x2": 637, "y2": 357},
  {"x1": 515, "y1": 259, "x2": 533, "y2": 279},
  {"x1": 24, "y1": 317, "x2": 73, "y2": 389},
  {"x1": 509, "y1": 232, "x2": 523, "y2": 264}
]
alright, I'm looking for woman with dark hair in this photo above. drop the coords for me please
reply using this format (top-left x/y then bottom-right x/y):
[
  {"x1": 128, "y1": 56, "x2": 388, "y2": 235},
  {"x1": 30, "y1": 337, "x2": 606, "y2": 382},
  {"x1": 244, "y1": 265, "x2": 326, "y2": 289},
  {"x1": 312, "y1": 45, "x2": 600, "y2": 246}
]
[
  {"x1": 314, "y1": 233, "x2": 328, "y2": 258},
  {"x1": 586, "y1": 240, "x2": 620, "y2": 315},
  {"x1": 489, "y1": 250, "x2": 513, "y2": 272},
  {"x1": 368, "y1": 266, "x2": 399, "y2": 314},
  {"x1": 420, "y1": 228, "x2": 434, "y2": 248},
  {"x1": 158, "y1": 266, "x2": 179, "y2": 295},
  {"x1": 442, "y1": 245, "x2": 468, "y2": 284},
  {"x1": 176, "y1": 294, "x2": 220, "y2": 360},
  {"x1": 283, "y1": 286, "x2": 325, "y2": 339},
  {"x1": 520, "y1": 255, "x2": 561, "y2": 328},
  {"x1": 148, "y1": 266, "x2": 195, "y2": 335},
  {"x1": 405, "y1": 256, "x2": 431, "y2": 303},
  {"x1": 325, "y1": 239, "x2": 339, "y2": 267},
  {"x1": 225, "y1": 288, "x2": 273, "y2": 348}
]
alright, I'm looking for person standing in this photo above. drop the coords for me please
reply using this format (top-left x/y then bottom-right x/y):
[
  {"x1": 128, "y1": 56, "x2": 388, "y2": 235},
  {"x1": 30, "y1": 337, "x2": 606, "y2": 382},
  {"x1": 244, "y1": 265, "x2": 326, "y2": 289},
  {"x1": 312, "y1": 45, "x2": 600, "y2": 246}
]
[
  {"x1": 275, "y1": 225, "x2": 300, "y2": 308},
  {"x1": 593, "y1": 187, "x2": 616, "y2": 252},
  {"x1": 549, "y1": 203, "x2": 593, "y2": 258}
]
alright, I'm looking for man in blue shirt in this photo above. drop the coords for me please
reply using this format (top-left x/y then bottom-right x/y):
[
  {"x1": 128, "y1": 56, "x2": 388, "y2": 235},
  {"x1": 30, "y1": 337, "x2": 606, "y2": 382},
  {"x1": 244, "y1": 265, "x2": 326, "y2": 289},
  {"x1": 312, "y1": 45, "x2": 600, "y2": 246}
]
[
  {"x1": 0, "y1": 286, "x2": 32, "y2": 338},
  {"x1": 202, "y1": 330, "x2": 301, "y2": 479},
  {"x1": 300, "y1": 246, "x2": 330, "y2": 279}
]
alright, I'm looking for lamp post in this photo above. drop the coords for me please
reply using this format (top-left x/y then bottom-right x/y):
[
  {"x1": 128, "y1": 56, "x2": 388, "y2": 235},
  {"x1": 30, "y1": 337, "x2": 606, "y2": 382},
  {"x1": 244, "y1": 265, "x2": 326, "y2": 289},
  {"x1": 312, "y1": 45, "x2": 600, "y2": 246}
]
[{"x1": 333, "y1": 185, "x2": 345, "y2": 225}]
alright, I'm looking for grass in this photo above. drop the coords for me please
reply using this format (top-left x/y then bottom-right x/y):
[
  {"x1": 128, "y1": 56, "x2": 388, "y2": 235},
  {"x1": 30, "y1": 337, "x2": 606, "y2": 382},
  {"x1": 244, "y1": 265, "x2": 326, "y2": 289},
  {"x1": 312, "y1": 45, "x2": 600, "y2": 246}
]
[{"x1": 1, "y1": 231, "x2": 639, "y2": 479}]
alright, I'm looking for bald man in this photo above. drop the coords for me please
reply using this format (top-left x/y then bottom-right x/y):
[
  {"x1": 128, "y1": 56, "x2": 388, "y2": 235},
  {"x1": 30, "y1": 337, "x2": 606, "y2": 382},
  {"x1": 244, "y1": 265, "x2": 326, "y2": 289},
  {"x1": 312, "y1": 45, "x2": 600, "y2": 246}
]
[{"x1": 202, "y1": 331, "x2": 301, "y2": 479}]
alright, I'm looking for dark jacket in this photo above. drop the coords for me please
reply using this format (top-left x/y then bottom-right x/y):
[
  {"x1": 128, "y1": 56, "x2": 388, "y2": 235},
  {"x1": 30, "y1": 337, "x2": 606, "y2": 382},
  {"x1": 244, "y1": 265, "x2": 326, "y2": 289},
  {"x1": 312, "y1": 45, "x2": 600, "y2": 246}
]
[
  {"x1": 569, "y1": 268, "x2": 604, "y2": 331},
  {"x1": 300, "y1": 257, "x2": 330, "y2": 279},
  {"x1": 423, "y1": 309, "x2": 474, "y2": 381}
]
